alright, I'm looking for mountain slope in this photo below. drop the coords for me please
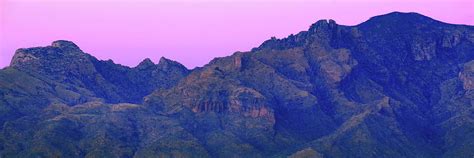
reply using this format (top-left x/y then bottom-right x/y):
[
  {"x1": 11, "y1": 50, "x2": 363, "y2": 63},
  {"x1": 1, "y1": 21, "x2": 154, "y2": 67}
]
[
  {"x1": 1, "y1": 12, "x2": 474, "y2": 157},
  {"x1": 0, "y1": 41, "x2": 191, "y2": 156},
  {"x1": 9, "y1": 40, "x2": 190, "y2": 104}
]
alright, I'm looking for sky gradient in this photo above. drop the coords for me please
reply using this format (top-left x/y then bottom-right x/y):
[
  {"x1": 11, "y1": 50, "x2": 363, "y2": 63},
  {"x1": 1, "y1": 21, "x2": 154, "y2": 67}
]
[{"x1": 1, "y1": 0, "x2": 473, "y2": 68}]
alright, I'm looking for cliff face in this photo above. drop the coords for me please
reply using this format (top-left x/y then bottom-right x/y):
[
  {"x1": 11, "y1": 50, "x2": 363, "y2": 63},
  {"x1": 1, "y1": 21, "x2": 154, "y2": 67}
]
[{"x1": 1, "y1": 12, "x2": 474, "y2": 157}]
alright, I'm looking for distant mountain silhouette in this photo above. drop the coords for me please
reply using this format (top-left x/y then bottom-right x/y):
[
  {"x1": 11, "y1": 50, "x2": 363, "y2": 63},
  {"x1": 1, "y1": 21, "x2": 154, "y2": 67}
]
[{"x1": 1, "y1": 12, "x2": 474, "y2": 157}]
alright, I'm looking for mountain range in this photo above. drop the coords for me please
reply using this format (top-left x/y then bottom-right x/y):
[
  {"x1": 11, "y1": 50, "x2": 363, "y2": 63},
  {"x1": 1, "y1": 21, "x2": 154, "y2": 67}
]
[{"x1": 1, "y1": 12, "x2": 474, "y2": 157}]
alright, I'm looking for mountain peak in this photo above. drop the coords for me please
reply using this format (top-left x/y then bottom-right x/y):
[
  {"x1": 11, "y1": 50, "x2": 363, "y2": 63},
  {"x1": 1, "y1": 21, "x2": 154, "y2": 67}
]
[
  {"x1": 2, "y1": 12, "x2": 474, "y2": 157},
  {"x1": 158, "y1": 57, "x2": 177, "y2": 65},
  {"x1": 360, "y1": 11, "x2": 439, "y2": 27},
  {"x1": 379, "y1": 11, "x2": 426, "y2": 18},
  {"x1": 308, "y1": 19, "x2": 338, "y2": 32},
  {"x1": 136, "y1": 58, "x2": 155, "y2": 69},
  {"x1": 141, "y1": 58, "x2": 155, "y2": 65},
  {"x1": 374, "y1": 11, "x2": 432, "y2": 20},
  {"x1": 157, "y1": 57, "x2": 189, "y2": 72},
  {"x1": 310, "y1": 19, "x2": 337, "y2": 27},
  {"x1": 51, "y1": 40, "x2": 81, "y2": 50},
  {"x1": 9, "y1": 40, "x2": 83, "y2": 68}
]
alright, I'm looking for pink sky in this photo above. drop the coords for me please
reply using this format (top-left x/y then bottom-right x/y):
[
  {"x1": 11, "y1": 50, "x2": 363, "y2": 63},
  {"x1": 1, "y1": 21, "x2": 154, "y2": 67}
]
[{"x1": 1, "y1": 0, "x2": 473, "y2": 69}]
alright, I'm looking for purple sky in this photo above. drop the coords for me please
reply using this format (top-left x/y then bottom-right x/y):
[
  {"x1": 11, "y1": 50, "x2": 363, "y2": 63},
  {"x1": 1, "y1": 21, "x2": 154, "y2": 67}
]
[{"x1": 1, "y1": 0, "x2": 473, "y2": 69}]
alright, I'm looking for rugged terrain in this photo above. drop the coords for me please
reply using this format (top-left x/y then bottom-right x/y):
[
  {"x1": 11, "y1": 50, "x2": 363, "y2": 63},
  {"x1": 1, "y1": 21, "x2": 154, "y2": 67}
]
[{"x1": 1, "y1": 12, "x2": 474, "y2": 157}]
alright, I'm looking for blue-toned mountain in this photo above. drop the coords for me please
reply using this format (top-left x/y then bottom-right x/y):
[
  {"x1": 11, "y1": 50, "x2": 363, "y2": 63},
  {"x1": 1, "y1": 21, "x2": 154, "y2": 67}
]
[{"x1": 1, "y1": 12, "x2": 473, "y2": 157}]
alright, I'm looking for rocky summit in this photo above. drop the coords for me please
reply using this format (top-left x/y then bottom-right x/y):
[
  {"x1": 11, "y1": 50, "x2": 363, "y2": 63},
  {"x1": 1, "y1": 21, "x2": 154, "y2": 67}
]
[{"x1": 1, "y1": 12, "x2": 474, "y2": 157}]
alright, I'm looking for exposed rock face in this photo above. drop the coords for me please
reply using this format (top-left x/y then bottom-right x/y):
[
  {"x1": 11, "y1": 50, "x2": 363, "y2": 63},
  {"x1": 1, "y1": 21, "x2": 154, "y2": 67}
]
[
  {"x1": 9, "y1": 51, "x2": 38, "y2": 67},
  {"x1": 460, "y1": 60, "x2": 474, "y2": 90},
  {"x1": 289, "y1": 148, "x2": 323, "y2": 158},
  {"x1": 1, "y1": 12, "x2": 474, "y2": 157},
  {"x1": 412, "y1": 38, "x2": 437, "y2": 61},
  {"x1": 51, "y1": 40, "x2": 81, "y2": 50},
  {"x1": 314, "y1": 48, "x2": 357, "y2": 84}
]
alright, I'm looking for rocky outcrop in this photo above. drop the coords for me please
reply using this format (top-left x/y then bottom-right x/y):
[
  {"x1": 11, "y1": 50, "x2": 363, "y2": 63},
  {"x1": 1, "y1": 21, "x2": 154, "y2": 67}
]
[
  {"x1": 460, "y1": 60, "x2": 474, "y2": 90},
  {"x1": 412, "y1": 37, "x2": 437, "y2": 61},
  {"x1": 313, "y1": 48, "x2": 357, "y2": 84},
  {"x1": 51, "y1": 40, "x2": 81, "y2": 50},
  {"x1": 135, "y1": 58, "x2": 155, "y2": 70},
  {"x1": 9, "y1": 50, "x2": 38, "y2": 67},
  {"x1": 288, "y1": 148, "x2": 323, "y2": 158}
]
